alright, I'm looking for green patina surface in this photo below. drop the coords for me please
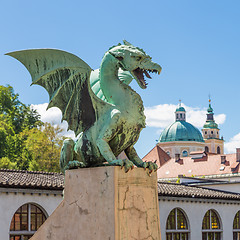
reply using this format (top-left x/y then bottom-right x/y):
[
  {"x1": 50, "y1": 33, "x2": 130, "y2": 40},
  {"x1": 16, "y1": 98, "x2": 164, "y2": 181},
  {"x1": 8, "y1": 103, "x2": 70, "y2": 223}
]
[
  {"x1": 159, "y1": 120, "x2": 204, "y2": 143},
  {"x1": 203, "y1": 122, "x2": 219, "y2": 129},
  {"x1": 203, "y1": 103, "x2": 219, "y2": 129},
  {"x1": 7, "y1": 41, "x2": 161, "y2": 173},
  {"x1": 175, "y1": 106, "x2": 185, "y2": 112}
]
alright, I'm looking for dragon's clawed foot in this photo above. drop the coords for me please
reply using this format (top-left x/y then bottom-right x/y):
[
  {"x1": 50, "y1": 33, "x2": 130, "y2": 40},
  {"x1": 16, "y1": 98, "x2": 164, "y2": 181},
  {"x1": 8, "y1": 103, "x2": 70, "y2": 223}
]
[
  {"x1": 141, "y1": 162, "x2": 158, "y2": 175},
  {"x1": 64, "y1": 160, "x2": 86, "y2": 171},
  {"x1": 110, "y1": 159, "x2": 134, "y2": 173}
]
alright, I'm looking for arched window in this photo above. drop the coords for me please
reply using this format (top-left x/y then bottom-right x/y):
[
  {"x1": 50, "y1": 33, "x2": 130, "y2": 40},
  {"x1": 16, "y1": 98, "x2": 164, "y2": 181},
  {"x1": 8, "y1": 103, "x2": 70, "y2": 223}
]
[
  {"x1": 233, "y1": 211, "x2": 240, "y2": 240},
  {"x1": 205, "y1": 146, "x2": 209, "y2": 153},
  {"x1": 202, "y1": 209, "x2": 222, "y2": 240},
  {"x1": 182, "y1": 150, "x2": 188, "y2": 157},
  {"x1": 166, "y1": 208, "x2": 189, "y2": 240},
  {"x1": 217, "y1": 146, "x2": 221, "y2": 154},
  {"x1": 10, "y1": 203, "x2": 47, "y2": 240}
]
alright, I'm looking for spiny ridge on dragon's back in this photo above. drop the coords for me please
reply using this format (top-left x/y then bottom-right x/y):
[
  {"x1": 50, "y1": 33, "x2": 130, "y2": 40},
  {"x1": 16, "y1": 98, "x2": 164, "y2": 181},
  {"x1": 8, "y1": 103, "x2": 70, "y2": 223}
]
[{"x1": 6, "y1": 40, "x2": 162, "y2": 174}]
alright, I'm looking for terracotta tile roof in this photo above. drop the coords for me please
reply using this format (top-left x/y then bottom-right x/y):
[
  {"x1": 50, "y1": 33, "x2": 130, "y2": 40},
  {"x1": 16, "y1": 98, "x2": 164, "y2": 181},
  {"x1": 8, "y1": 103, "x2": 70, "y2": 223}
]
[
  {"x1": 190, "y1": 151, "x2": 205, "y2": 155},
  {"x1": 0, "y1": 169, "x2": 64, "y2": 190},
  {"x1": 158, "y1": 182, "x2": 240, "y2": 200},
  {"x1": 1, "y1": 168, "x2": 239, "y2": 201},
  {"x1": 157, "y1": 153, "x2": 240, "y2": 179},
  {"x1": 143, "y1": 145, "x2": 171, "y2": 167},
  {"x1": 231, "y1": 162, "x2": 239, "y2": 170}
]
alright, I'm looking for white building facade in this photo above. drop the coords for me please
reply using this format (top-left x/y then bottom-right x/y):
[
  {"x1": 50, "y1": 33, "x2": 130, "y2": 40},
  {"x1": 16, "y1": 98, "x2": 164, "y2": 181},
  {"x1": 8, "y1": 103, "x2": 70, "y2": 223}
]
[
  {"x1": 158, "y1": 182, "x2": 240, "y2": 240},
  {"x1": 1, "y1": 169, "x2": 240, "y2": 240},
  {"x1": 0, "y1": 169, "x2": 63, "y2": 240}
]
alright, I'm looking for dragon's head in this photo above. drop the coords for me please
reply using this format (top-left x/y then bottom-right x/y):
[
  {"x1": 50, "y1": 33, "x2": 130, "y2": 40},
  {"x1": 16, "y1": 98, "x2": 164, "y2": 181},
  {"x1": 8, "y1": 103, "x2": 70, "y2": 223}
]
[{"x1": 109, "y1": 40, "x2": 162, "y2": 89}]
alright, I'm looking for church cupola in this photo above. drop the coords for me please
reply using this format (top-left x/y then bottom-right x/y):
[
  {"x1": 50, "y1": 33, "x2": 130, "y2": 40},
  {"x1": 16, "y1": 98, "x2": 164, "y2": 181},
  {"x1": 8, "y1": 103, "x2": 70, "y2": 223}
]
[
  {"x1": 203, "y1": 99, "x2": 219, "y2": 135},
  {"x1": 175, "y1": 100, "x2": 186, "y2": 121},
  {"x1": 202, "y1": 98, "x2": 224, "y2": 154}
]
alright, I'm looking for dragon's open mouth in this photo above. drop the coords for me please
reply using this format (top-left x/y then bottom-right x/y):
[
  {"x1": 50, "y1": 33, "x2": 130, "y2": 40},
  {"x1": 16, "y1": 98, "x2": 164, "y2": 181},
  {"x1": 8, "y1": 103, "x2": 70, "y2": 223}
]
[{"x1": 132, "y1": 68, "x2": 160, "y2": 89}]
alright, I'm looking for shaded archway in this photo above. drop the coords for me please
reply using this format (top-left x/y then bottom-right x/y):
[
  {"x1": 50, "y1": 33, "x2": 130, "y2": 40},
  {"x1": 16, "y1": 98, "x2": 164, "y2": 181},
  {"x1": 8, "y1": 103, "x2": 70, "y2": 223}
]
[{"x1": 205, "y1": 146, "x2": 209, "y2": 153}]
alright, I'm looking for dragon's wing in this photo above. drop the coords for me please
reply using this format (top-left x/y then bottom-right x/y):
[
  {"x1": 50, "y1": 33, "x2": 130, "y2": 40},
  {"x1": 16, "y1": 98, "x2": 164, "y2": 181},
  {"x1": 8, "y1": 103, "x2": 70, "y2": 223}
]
[{"x1": 6, "y1": 49, "x2": 111, "y2": 135}]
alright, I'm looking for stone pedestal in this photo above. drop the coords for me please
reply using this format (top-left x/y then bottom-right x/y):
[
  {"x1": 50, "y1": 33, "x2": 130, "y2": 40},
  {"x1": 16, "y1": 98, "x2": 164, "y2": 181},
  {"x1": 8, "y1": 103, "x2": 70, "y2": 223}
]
[{"x1": 30, "y1": 166, "x2": 161, "y2": 240}]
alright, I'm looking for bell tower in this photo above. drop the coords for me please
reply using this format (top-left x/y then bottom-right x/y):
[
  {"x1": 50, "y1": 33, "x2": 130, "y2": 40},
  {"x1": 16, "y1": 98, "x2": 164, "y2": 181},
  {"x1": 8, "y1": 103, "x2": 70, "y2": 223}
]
[
  {"x1": 175, "y1": 100, "x2": 186, "y2": 121},
  {"x1": 202, "y1": 99, "x2": 224, "y2": 154}
]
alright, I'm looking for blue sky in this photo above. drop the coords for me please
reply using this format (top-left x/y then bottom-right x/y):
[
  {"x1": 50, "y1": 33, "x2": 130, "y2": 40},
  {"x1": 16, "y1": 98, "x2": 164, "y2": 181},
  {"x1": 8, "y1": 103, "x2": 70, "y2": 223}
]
[{"x1": 1, "y1": 0, "x2": 240, "y2": 157}]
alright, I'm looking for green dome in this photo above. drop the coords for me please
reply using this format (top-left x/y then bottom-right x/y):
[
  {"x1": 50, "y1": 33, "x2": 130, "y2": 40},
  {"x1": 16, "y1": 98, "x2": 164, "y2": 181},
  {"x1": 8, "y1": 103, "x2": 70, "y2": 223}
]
[
  {"x1": 203, "y1": 121, "x2": 219, "y2": 129},
  {"x1": 207, "y1": 104, "x2": 213, "y2": 113},
  {"x1": 159, "y1": 121, "x2": 204, "y2": 143},
  {"x1": 176, "y1": 106, "x2": 186, "y2": 112}
]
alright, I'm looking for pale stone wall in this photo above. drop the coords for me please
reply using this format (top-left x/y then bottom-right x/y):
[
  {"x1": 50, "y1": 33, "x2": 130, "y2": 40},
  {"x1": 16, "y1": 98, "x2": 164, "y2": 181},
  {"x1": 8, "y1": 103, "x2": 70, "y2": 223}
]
[
  {"x1": 159, "y1": 197, "x2": 240, "y2": 240},
  {"x1": 30, "y1": 167, "x2": 161, "y2": 240},
  {"x1": 0, "y1": 188, "x2": 62, "y2": 239},
  {"x1": 158, "y1": 141, "x2": 205, "y2": 158},
  {"x1": 204, "y1": 138, "x2": 224, "y2": 154}
]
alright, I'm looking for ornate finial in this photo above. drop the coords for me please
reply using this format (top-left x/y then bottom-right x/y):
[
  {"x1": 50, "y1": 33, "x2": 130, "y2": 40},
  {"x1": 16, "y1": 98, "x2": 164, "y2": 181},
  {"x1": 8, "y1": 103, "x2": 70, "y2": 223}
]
[
  {"x1": 208, "y1": 94, "x2": 211, "y2": 103},
  {"x1": 179, "y1": 99, "x2": 182, "y2": 107}
]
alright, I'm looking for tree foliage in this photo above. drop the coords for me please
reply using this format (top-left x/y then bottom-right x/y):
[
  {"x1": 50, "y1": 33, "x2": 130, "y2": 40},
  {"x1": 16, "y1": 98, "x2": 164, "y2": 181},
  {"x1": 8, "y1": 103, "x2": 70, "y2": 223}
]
[{"x1": 0, "y1": 85, "x2": 64, "y2": 172}]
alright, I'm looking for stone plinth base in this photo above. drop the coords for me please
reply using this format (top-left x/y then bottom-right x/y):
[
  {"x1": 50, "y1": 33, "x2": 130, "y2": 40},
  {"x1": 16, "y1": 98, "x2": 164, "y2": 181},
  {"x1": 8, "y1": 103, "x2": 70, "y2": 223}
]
[{"x1": 31, "y1": 166, "x2": 161, "y2": 240}]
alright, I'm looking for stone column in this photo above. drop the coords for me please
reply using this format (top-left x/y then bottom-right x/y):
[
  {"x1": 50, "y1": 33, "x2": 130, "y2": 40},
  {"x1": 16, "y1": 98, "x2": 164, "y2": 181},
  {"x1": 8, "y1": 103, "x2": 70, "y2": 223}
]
[{"x1": 30, "y1": 166, "x2": 161, "y2": 240}]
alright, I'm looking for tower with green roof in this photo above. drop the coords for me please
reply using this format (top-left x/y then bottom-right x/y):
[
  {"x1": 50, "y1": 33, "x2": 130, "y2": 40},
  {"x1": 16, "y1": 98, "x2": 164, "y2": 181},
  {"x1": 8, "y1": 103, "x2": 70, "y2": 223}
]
[
  {"x1": 158, "y1": 101, "x2": 205, "y2": 158},
  {"x1": 202, "y1": 99, "x2": 224, "y2": 154}
]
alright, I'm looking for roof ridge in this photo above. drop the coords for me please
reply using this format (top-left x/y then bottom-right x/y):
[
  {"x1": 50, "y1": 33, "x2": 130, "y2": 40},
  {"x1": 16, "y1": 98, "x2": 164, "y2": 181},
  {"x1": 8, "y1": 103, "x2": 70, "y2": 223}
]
[
  {"x1": 0, "y1": 168, "x2": 63, "y2": 176},
  {"x1": 158, "y1": 181, "x2": 240, "y2": 196}
]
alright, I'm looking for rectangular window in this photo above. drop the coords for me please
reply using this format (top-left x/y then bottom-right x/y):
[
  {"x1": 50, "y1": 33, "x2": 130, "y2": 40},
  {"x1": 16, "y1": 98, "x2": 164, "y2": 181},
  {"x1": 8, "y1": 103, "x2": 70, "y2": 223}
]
[
  {"x1": 21, "y1": 213, "x2": 28, "y2": 230},
  {"x1": 233, "y1": 232, "x2": 240, "y2": 240},
  {"x1": 14, "y1": 214, "x2": 21, "y2": 231},
  {"x1": 10, "y1": 236, "x2": 21, "y2": 240},
  {"x1": 208, "y1": 232, "x2": 214, "y2": 239},
  {"x1": 181, "y1": 233, "x2": 188, "y2": 240},
  {"x1": 173, "y1": 233, "x2": 180, "y2": 240},
  {"x1": 215, "y1": 232, "x2": 221, "y2": 240},
  {"x1": 202, "y1": 232, "x2": 207, "y2": 240},
  {"x1": 166, "y1": 233, "x2": 172, "y2": 240}
]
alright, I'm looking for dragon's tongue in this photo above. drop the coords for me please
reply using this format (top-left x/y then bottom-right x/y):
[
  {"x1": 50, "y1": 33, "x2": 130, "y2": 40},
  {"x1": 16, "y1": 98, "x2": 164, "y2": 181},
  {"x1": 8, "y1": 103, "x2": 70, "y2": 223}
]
[{"x1": 144, "y1": 70, "x2": 151, "y2": 79}]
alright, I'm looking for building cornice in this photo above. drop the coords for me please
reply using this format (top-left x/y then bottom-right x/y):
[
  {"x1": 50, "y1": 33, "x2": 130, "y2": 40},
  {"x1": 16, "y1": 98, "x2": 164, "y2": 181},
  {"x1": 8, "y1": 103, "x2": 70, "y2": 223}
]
[{"x1": 159, "y1": 196, "x2": 240, "y2": 205}]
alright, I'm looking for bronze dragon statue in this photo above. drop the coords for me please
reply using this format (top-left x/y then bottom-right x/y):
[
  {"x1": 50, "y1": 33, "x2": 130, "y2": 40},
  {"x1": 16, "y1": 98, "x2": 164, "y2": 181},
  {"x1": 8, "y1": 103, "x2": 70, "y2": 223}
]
[{"x1": 7, "y1": 41, "x2": 162, "y2": 173}]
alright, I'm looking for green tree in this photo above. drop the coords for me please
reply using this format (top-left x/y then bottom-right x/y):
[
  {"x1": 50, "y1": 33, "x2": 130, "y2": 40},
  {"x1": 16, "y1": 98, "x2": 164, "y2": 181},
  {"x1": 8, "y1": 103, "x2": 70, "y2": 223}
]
[
  {"x1": 0, "y1": 157, "x2": 17, "y2": 169},
  {"x1": 25, "y1": 123, "x2": 65, "y2": 172},
  {"x1": 0, "y1": 85, "x2": 41, "y2": 133},
  {"x1": 0, "y1": 85, "x2": 65, "y2": 172}
]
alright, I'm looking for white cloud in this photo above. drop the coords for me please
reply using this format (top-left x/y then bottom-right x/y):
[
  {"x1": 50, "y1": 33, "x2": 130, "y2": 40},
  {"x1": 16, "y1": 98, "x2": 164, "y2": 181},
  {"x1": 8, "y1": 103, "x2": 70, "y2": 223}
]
[
  {"x1": 31, "y1": 103, "x2": 76, "y2": 139},
  {"x1": 144, "y1": 103, "x2": 226, "y2": 129},
  {"x1": 31, "y1": 102, "x2": 228, "y2": 143},
  {"x1": 225, "y1": 133, "x2": 240, "y2": 154},
  {"x1": 144, "y1": 104, "x2": 176, "y2": 128}
]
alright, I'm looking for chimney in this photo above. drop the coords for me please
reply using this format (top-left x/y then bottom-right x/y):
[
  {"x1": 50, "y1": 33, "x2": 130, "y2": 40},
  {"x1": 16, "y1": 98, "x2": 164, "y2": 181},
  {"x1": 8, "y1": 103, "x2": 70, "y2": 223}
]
[
  {"x1": 221, "y1": 155, "x2": 226, "y2": 164},
  {"x1": 175, "y1": 154, "x2": 180, "y2": 162},
  {"x1": 237, "y1": 148, "x2": 240, "y2": 162}
]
